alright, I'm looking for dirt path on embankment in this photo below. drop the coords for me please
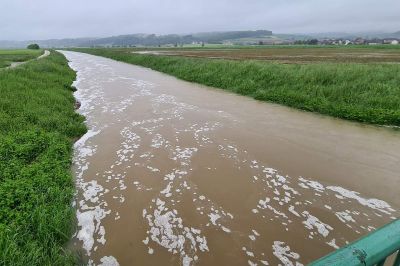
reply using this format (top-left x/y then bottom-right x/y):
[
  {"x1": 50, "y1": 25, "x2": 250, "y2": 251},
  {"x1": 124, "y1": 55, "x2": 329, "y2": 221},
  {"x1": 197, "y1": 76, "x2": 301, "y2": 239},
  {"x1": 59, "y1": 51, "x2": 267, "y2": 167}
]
[{"x1": 7, "y1": 49, "x2": 50, "y2": 69}]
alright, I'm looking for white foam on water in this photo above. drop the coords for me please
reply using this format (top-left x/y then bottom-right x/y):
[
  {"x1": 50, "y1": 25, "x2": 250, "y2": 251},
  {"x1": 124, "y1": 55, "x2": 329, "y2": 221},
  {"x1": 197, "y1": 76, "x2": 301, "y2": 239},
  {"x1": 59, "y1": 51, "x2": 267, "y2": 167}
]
[
  {"x1": 246, "y1": 251, "x2": 255, "y2": 257},
  {"x1": 147, "y1": 166, "x2": 160, "y2": 172},
  {"x1": 248, "y1": 260, "x2": 257, "y2": 266},
  {"x1": 98, "y1": 256, "x2": 120, "y2": 266},
  {"x1": 209, "y1": 213, "x2": 221, "y2": 225},
  {"x1": 335, "y1": 211, "x2": 356, "y2": 223},
  {"x1": 302, "y1": 211, "x2": 333, "y2": 238},
  {"x1": 74, "y1": 130, "x2": 101, "y2": 151},
  {"x1": 143, "y1": 198, "x2": 209, "y2": 264},
  {"x1": 327, "y1": 186, "x2": 394, "y2": 214},
  {"x1": 82, "y1": 180, "x2": 104, "y2": 203},
  {"x1": 327, "y1": 239, "x2": 339, "y2": 249},
  {"x1": 272, "y1": 241, "x2": 303, "y2": 266},
  {"x1": 298, "y1": 178, "x2": 325, "y2": 192},
  {"x1": 160, "y1": 182, "x2": 173, "y2": 198},
  {"x1": 148, "y1": 247, "x2": 154, "y2": 254},
  {"x1": 76, "y1": 206, "x2": 111, "y2": 254}
]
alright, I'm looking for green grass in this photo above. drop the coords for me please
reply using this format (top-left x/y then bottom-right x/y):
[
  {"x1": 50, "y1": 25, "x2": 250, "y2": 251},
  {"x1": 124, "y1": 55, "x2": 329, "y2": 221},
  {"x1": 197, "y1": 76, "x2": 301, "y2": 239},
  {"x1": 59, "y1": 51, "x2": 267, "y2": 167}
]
[
  {"x1": 0, "y1": 51, "x2": 86, "y2": 265},
  {"x1": 128, "y1": 44, "x2": 400, "y2": 50},
  {"x1": 0, "y1": 49, "x2": 43, "y2": 68},
  {"x1": 70, "y1": 48, "x2": 400, "y2": 127}
]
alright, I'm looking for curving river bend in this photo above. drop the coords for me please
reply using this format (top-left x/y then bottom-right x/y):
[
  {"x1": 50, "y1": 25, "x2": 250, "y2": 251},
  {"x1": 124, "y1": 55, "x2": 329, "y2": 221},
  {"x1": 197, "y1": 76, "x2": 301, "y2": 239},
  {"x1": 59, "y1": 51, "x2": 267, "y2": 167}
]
[{"x1": 60, "y1": 51, "x2": 400, "y2": 266}]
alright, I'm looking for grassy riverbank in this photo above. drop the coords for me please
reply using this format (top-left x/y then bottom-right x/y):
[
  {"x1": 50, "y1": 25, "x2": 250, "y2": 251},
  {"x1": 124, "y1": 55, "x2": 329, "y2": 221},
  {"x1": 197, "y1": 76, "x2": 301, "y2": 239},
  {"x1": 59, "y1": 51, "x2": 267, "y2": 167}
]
[
  {"x1": 0, "y1": 51, "x2": 86, "y2": 265},
  {"x1": 0, "y1": 49, "x2": 43, "y2": 68},
  {"x1": 71, "y1": 47, "x2": 400, "y2": 127}
]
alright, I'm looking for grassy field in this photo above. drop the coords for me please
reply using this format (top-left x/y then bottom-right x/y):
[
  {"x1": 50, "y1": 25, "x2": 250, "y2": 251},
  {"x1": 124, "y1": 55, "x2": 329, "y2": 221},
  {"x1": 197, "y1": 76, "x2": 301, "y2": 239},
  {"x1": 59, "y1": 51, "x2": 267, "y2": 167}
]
[
  {"x1": 71, "y1": 47, "x2": 400, "y2": 126},
  {"x1": 128, "y1": 45, "x2": 400, "y2": 63},
  {"x1": 0, "y1": 51, "x2": 86, "y2": 265},
  {"x1": 125, "y1": 45, "x2": 400, "y2": 63},
  {"x1": 0, "y1": 49, "x2": 43, "y2": 68}
]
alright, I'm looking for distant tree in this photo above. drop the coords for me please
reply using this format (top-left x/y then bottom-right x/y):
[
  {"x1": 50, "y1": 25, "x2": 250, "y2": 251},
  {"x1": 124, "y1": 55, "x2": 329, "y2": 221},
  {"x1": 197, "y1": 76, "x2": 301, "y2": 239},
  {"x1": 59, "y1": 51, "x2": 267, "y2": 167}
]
[
  {"x1": 307, "y1": 39, "x2": 319, "y2": 45},
  {"x1": 27, "y1": 43, "x2": 40, "y2": 49}
]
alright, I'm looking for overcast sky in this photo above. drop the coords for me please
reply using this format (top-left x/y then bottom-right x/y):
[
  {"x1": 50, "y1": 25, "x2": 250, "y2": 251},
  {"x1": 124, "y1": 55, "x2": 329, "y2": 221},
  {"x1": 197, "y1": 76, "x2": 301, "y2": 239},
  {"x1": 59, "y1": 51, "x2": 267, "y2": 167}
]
[{"x1": 1, "y1": 0, "x2": 399, "y2": 40}]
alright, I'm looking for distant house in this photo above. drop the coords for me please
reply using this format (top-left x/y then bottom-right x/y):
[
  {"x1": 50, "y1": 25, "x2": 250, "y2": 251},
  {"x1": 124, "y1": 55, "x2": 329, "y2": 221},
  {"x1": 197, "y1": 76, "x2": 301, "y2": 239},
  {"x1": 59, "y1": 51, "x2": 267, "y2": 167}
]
[
  {"x1": 344, "y1": 40, "x2": 353, "y2": 45},
  {"x1": 383, "y1": 39, "x2": 398, "y2": 45},
  {"x1": 320, "y1": 39, "x2": 336, "y2": 45},
  {"x1": 383, "y1": 39, "x2": 390, "y2": 44},
  {"x1": 366, "y1": 38, "x2": 383, "y2": 45},
  {"x1": 354, "y1": 38, "x2": 365, "y2": 45}
]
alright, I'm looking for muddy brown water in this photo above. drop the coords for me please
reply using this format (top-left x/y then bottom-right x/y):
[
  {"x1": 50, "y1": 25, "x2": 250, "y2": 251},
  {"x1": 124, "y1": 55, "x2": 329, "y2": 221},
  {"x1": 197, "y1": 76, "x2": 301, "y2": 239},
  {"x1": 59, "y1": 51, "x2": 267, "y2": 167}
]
[{"x1": 60, "y1": 51, "x2": 400, "y2": 266}]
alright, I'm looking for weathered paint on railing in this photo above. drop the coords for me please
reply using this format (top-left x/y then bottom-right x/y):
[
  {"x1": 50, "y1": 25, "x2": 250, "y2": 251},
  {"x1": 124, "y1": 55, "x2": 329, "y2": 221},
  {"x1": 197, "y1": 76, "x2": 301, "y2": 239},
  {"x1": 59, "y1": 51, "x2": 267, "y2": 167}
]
[{"x1": 310, "y1": 219, "x2": 400, "y2": 266}]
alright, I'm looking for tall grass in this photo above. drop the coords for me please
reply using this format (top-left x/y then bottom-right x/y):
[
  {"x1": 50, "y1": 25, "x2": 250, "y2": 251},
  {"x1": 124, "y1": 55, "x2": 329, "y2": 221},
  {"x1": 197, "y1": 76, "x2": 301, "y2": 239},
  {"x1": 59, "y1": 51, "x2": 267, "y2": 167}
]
[
  {"x1": 72, "y1": 48, "x2": 400, "y2": 126},
  {"x1": 0, "y1": 51, "x2": 86, "y2": 265}
]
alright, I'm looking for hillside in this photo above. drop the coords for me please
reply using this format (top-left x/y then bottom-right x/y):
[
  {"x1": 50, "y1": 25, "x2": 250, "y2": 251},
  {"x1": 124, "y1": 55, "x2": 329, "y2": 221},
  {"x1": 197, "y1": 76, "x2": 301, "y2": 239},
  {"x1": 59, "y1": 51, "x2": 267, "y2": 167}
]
[{"x1": 0, "y1": 30, "x2": 272, "y2": 48}]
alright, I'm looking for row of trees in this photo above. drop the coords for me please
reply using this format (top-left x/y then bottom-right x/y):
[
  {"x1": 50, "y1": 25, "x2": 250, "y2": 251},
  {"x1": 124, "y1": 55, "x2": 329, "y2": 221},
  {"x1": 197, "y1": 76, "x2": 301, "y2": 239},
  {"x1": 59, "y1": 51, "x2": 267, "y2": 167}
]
[{"x1": 294, "y1": 39, "x2": 319, "y2": 45}]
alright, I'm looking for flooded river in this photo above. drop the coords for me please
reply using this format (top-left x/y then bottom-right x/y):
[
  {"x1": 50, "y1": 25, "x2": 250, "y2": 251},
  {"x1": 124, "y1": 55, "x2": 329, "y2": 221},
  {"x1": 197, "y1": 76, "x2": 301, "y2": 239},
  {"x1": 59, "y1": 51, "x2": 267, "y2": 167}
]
[{"x1": 60, "y1": 51, "x2": 400, "y2": 266}]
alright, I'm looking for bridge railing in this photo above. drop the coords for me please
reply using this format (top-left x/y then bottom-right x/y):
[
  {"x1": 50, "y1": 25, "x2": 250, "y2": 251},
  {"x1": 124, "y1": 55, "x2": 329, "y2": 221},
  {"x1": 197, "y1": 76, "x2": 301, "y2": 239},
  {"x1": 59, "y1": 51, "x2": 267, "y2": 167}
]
[{"x1": 310, "y1": 219, "x2": 400, "y2": 266}]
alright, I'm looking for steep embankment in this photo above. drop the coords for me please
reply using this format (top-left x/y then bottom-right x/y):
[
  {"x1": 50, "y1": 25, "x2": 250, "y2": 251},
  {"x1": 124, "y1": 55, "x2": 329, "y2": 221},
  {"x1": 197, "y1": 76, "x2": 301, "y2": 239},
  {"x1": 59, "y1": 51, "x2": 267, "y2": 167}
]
[{"x1": 0, "y1": 51, "x2": 86, "y2": 265}]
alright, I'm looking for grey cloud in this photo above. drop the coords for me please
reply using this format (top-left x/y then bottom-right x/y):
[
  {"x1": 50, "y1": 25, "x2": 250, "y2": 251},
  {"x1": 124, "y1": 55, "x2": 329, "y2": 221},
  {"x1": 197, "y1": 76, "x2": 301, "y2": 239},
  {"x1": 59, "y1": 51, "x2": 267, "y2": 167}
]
[{"x1": 0, "y1": 0, "x2": 399, "y2": 40}]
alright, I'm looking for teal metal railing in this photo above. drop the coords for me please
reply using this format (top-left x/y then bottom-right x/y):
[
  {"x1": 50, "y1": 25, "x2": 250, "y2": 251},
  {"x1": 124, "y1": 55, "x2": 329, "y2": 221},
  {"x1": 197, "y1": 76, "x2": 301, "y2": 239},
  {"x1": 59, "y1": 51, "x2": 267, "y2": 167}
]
[{"x1": 310, "y1": 219, "x2": 400, "y2": 266}]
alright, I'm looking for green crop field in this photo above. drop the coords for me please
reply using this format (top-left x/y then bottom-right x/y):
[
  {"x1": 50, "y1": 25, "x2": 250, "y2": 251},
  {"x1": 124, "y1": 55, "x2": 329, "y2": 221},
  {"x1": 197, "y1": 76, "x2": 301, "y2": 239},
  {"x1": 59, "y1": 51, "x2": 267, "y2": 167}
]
[
  {"x1": 70, "y1": 47, "x2": 400, "y2": 127},
  {"x1": 0, "y1": 51, "x2": 86, "y2": 265},
  {"x1": 0, "y1": 49, "x2": 43, "y2": 68}
]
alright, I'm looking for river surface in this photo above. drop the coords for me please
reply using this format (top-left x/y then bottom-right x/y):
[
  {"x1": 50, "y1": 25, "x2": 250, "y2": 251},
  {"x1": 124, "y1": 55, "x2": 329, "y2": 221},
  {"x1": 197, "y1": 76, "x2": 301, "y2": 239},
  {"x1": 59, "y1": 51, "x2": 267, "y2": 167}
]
[{"x1": 60, "y1": 51, "x2": 400, "y2": 266}]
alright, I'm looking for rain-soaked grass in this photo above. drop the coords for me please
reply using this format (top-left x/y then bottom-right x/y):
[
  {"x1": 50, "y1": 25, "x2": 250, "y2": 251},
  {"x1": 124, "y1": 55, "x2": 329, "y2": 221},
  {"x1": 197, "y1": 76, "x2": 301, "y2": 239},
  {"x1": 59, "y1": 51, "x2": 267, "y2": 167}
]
[
  {"x1": 71, "y1": 47, "x2": 400, "y2": 127},
  {"x1": 0, "y1": 51, "x2": 86, "y2": 265},
  {"x1": 0, "y1": 49, "x2": 43, "y2": 68}
]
